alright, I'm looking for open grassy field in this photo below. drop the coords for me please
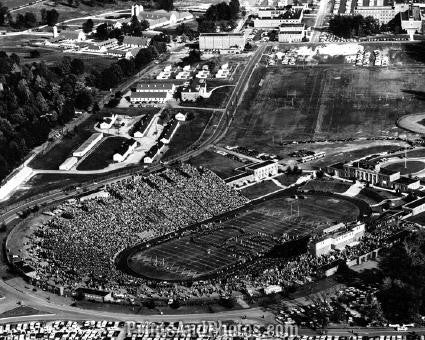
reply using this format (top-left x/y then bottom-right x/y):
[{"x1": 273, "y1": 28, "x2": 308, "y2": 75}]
[
  {"x1": 0, "y1": 306, "x2": 48, "y2": 318},
  {"x1": 124, "y1": 193, "x2": 364, "y2": 281},
  {"x1": 188, "y1": 150, "x2": 246, "y2": 179},
  {"x1": 29, "y1": 113, "x2": 103, "y2": 170},
  {"x1": 240, "y1": 180, "x2": 282, "y2": 199},
  {"x1": 0, "y1": 34, "x2": 115, "y2": 74},
  {"x1": 382, "y1": 160, "x2": 425, "y2": 175},
  {"x1": 163, "y1": 109, "x2": 217, "y2": 160},
  {"x1": 223, "y1": 65, "x2": 425, "y2": 154},
  {"x1": 301, "y1": 179, "x2": 351, "y2": 193},
  {"x1": 77, "y1": 137, "x2": 129, "y2": 171},
  {"x1": 355, "y1": 187, "x2": 399, "y2": 205},
  {"x1": 11, "y1": 0, "x2": 130, "y2": 23}
]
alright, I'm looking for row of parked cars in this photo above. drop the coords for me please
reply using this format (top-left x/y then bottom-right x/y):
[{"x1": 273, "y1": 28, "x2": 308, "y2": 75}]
[{"x1": 0, "y1": 321, "x2": 125, "y2": 340}]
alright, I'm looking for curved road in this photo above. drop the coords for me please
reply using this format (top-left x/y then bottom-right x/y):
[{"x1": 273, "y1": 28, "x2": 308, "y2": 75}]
[{"x1": 0, "y1": 44, "x2": 267, "y2": 322}]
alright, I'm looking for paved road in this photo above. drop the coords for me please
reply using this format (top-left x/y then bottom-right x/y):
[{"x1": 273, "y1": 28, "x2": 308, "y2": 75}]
[
  {"x1": 310, "y1": 0, "x2": 330, "y2": 43},
  {"x1": 0, "y1": 44, "x2": 267, "y2": 322}
]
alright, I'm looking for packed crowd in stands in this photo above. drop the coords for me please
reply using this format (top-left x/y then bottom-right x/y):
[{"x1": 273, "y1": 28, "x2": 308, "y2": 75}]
[
  {"x1": 21, "y1": 163, "x2": 414, "y2": 302},
  {"x1": 26, "y1": 164, "x2": 248, "y2": 296},
  {"x1": 233, "y1": 220, "x2": 410, "y2": 292}
]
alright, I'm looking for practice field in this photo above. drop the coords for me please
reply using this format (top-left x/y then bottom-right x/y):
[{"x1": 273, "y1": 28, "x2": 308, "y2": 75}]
[
  {"x1": 382, "y1": 160, "x2": 425, "y2": 175},
  {"x1": 240, "y1": 180, "x2": 283, "y2": 199},
  {"x1": 163, "y1": 109, "x2": 217, "y2": 160},
  {"x1": 122, "y1": 193, "x2": 366, "y2": 281},
  {"x1": 223, "y1": 65, "x2": 425, "y2": 153}
]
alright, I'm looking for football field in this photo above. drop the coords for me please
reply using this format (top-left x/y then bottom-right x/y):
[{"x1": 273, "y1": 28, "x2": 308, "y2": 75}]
[{"x1": 124, "y1": 193, "x2": 367, "y2": 281}]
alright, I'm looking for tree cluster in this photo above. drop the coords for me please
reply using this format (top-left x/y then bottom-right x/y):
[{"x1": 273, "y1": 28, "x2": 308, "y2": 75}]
[
  {"x1": 8, "y1": 8, "x2": 59, "y2": 28},
  {"x1": 0, "y1": 53, "x2": 95, "y2": 181},
  {"x1": 175, "y1": 23, "x2": 198, "y2": 40},
  {"x1": 40, "y1": 8, "x2": 59, "y2": 26},
  {"x1": 377, "y1": 230, "x2": 425, "y2": 322},
  {"x1": 157, "y1": 0, "x2": 173, "y2": 11},
  {"x1": 197, "y1": 0, "x2": 240, "y2": 33},
  {"x1": 205, "y1": 0, "x2": 240, "y2": 21},
  {"x1": 94, "y1": 45, "x2": 160, "y2": 90},
  {"x1": 0, "y1": 2, "x2": 8, "y2": 26},
  {"x1": 95, "y1": 17, "x2": 150, "y2": 40},
  {"x1": 329, "y1": 14, "x2": 380, "y2": 38}
]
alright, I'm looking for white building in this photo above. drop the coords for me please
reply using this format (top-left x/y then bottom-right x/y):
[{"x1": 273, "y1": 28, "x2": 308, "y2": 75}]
[
  {"x1": 113, "y1": 139, "x2": 138, "y2": 163},
  {"x1": 134, "y1": 9, "x2": 193, "y2": 29},
  {"x1": 160, "y1": 120, "x2": 180, "y2": 144},
  {"x1": 327, "y1": 159, "x2": 400, "y2": 189},
  {"x1": 401, "y1": 5, "x2": 423, "y2": 40},
  {"x1": 199, "y1": 32, "x2": 247, "y2": 52},
  {"x1": 225, "y1": 160, "x2": 280, "y2": 188},
  {"x1": 144, "y1": 142, "x2": 165, "y2": 163},
  {"x1": 135, "y1": 81, "x2": 176, "y2": 93},
  {"x1": 122, "y1": 35, "x2": 152, "y2": 48},
  {"x1": 73, "y1": 133, "x2": 103, "y2": 158},
  {"x1": 354, "y1": 6, "x2": 397, "y2": 23},
  {"x1": 99, "y1": 114, "x2": 118, "y2": 130},
  {"x1": 181, "y1": 79, "x2": 207, "y2": 102},
  {"x1": 131, "y1": 81, "x2": 176, "y2": 104},
  {"x1": 254, "y1": 7, "x2": 304, "y2": 28},
  {"x1": 130, "y1": 91, "x2": 172, "y2": 104},
  {"x1": 278, "y1": 23, "x2": 306, "y2": 42},
  {"x1": 131, "y1": 114, "x2": 157, "y2": 138},
  {"x1": 175, "y1": 112, "x2": 188, "y2": 121},
  {"x1": 59, "y1": 157, "x2": 78, "y2": 171},
  {"x1": 246, "y1": 160, "x2": 279, "y2": 181},
  {"x1": 310, "y1": 222, "x2": 366, "y2": 257},
  {"x1": 59, "y1": 30, "x2": 86, "y2": 42}
]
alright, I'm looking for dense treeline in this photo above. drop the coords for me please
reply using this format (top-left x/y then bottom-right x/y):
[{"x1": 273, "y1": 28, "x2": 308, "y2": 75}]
[
  {"x1": 328, "y1": 14, "x2": 380, "y2": 38},
  {"x1": 0, "y1": 2, "x2": 59, "y2": 28},
  {"x1": 0, "y1": 53, "x2": 97, "y2": 180},
  {"x1": 197, "y1": 0, "x2": 240, "y2": 33},
  {"x1": 377, "y1": 230, "x2": 425, "y2": 322}
]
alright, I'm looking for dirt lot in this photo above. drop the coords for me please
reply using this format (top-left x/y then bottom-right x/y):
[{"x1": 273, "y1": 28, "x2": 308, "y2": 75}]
[{"x1": 223, "y1": 64, "x2": 425, "y2": 156}]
